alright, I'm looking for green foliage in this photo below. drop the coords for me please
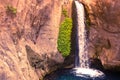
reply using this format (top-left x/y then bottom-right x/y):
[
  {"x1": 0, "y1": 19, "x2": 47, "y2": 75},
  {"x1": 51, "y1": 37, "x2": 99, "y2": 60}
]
[
  {"x1": 62, "y1": 8, "x2": 68, "y2": 17},
  {"x1": 86, "y1": 19, "x2": 91, "y2": 26},
  {"x1": 84, "y1": 5, "x2": 91, "y2": 30},
  {"x1": 7, "y1": 5, "x2": 17, "y2": 14},
  {"x1": 57, "y1": 18, "x2": 72, "y2": 57}
]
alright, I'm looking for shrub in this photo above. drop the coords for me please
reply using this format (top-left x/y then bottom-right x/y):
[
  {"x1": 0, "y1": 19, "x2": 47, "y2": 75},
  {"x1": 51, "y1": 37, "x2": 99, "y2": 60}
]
[
  {"x1": 62, "y1": 8, "x2": 68, "y2": 17},
  {"x1": 7, "y1": 5, "x2": 17, "y2": 14},
  {"x1": 57, "y1": 18, "x2": 72, "y2": 57}
]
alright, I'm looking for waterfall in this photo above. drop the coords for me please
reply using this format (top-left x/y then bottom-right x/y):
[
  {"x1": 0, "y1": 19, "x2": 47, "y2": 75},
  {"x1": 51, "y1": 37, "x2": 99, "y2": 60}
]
[
  {"x1": 72, "y1": 1, "x2": 105, "y2": 78},
  {"x1": 75, "y1": 1, "x2": 89, "y2": 68},
  {"x1": 70, "y1": 1, "x2": 105, "y2": 78}
]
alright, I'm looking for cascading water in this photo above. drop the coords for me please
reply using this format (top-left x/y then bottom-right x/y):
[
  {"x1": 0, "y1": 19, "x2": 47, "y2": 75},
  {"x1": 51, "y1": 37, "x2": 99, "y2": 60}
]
[
  {"x1": 75, "y1": 0, "x2": 89, "y2": 68},
  {"x1": 44, "y1": 1, "x2": 106, "y2": 80},
  {"x1": 73, "y1": 1, "x2": 105, "y2": 78}
]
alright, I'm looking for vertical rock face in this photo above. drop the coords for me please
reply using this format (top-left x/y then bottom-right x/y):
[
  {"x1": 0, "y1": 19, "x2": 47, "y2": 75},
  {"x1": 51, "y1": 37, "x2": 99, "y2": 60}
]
[
  {"x1": 0, "y1": 0, "x2": 64, "y2": 80},
  {"x1": 80, "y1": 0, "x2": 120, "y2": 70}
]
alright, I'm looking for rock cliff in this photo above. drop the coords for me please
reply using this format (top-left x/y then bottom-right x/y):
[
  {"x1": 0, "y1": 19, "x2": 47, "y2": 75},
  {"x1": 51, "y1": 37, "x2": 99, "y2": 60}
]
[
  {"x1": 80, "y1": 0, "x2": 120, "y2": 71},
  {"x1": 0, "y1": 0, "x2": 64, "y2": 80},
  {"x1": 0, "y1": 0, "x2": 120, "y2": 79}
]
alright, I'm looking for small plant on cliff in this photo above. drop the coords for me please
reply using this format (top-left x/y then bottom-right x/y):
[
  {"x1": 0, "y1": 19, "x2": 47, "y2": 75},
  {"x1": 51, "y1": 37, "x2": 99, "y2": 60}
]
[
  {"x1": 6, "y1": 5, "x2": 17, "y2": 14},
  {"x1": 57, "y1": 18, "x2": 72, "y2": 57},
  {"x1": 86, "y1": 18, "x2": 91, "y2": 27},
  {"x1": 62, "y1": 8, "x2": 68, "y2": 17}
]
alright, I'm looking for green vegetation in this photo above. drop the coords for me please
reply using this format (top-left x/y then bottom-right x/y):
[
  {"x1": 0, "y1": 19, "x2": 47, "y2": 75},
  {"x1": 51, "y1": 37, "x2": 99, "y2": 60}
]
[
  {"x1": 84, "y1": 5, "x2": 91, "y2": 30},
  {"x1": 7, "y1": 5, "x2": 17, "y2": 14},
  {"x1": 86, "y1": 19, "x2": 91, "y2": 26},
  {"x1": 57, "y1": 18, "x2": 72, "y2": 57},
  {"x1": 62, "y1": 8, "x2": 68, "y2": 17}
]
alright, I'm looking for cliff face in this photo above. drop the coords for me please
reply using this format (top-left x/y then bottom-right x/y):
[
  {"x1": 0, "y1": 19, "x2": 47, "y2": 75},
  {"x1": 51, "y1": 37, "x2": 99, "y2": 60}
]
[
  {"x1": 1, "y1": 0, "x2": 120, "y2": 79},
  {"x1": 80, "y1": 0, "x2": 120, "y2": 70},
  {"x1": 0, "y1": 0, "x2": 64, "y2": 80}
]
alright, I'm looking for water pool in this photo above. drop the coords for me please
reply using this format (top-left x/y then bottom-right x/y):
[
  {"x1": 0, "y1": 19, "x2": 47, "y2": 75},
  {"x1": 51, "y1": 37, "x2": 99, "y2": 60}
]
[{"x1": 44, "y1": 68, "x2": 120, "y2": 80}]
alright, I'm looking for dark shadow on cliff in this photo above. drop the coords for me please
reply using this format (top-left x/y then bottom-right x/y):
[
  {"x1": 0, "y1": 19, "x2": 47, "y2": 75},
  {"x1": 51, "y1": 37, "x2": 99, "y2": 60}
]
[
  {"x1": 26, "y1": 45, "x2": 63, "y2": 71},
  {"x1": 71, "y1": 1, "x2": 79, "y2": 67}
]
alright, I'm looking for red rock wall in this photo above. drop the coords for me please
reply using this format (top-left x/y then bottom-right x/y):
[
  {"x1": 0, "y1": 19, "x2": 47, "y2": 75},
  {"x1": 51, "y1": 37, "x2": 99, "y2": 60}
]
[
  {"x1": 0, "y1": 0, "x2": 64, "y2": 79},
  {"x1": 80, "y1": 0, "x2": 120, "y2": 70}
]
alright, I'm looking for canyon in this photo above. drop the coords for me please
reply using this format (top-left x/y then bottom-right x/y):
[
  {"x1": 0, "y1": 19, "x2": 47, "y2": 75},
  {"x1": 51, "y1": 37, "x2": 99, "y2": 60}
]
[{"x1": 0, "y1": 0, "x2": 120, "y2": 80}]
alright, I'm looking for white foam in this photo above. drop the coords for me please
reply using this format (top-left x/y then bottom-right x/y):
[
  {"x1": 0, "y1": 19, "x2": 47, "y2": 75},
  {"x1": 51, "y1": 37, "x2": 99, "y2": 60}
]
[
  {"x1": 75, "y1": 0, "x2": 89, "y2": 68},
  {"x1": 72, "y1": 68, "x2": 105, "y2": 78}
]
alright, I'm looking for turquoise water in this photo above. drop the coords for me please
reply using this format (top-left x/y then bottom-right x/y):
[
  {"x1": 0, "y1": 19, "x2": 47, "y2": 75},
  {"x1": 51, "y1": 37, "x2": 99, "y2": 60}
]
[
  {"x1": 44, "y1": 69, "x2": 120, "y2": 80},
  {"x1": 54, "y1": 70, "x2": 105, "y2": 80},
  {"x1": 55, "y1": 72, "x2": 104, "y2": 80}
]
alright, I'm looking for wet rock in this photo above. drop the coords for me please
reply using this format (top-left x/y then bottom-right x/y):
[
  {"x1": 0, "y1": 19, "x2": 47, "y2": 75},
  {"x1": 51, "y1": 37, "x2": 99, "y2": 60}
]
[{"x1": 89, "y1": 58, "x2": 104, "y2": 71}]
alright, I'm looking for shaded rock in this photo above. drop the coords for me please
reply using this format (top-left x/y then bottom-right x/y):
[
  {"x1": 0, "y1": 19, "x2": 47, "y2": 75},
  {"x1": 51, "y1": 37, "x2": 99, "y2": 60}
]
[
  {"x1": 26, "y1": 45, "x2": 64, "y2": 78},
  {"x1": 89, "y1": 58, "x2": 104, "y2": 71}
]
